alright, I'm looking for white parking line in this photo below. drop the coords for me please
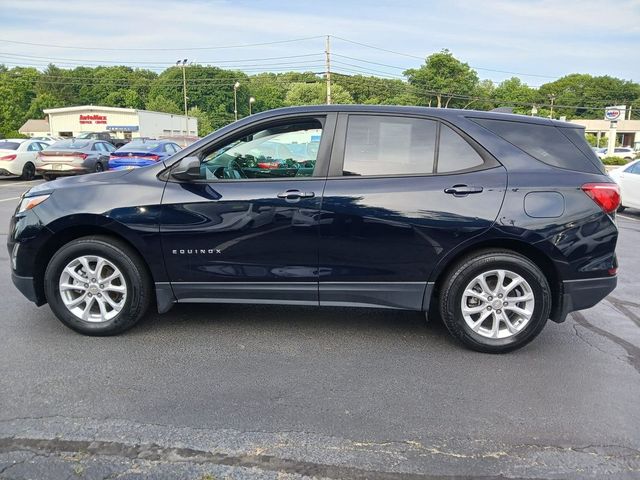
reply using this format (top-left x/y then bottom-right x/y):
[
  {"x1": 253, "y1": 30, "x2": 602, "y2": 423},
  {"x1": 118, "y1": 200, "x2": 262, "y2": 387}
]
[
  {"x1": 0, "y1": 196, "x2": 20, "y2": 203},
  {"x1": 0, "y1": 181, "x2": 37, "y2": 188}
]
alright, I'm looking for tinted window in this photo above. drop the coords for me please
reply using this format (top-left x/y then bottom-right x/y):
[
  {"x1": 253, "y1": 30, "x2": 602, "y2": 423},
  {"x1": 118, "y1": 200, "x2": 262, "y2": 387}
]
[
  {"x1": 472, "y1": 118, "x2": 601, "y2": 173},
  {"x1": 625, "y1": 162, "x2": 640, "y2": 174},
  {"x1": 199, "y1": 121, "x2": 323, "y2": 180},
  {"x1": 437, "y1": 125, "x2": 483, "y2": 173},
  {"x1": 103, "y1": 142, "x2": 116, "y2": 152},
  {"x1": 343, "y1": 115, "x2": 436, "y2": 176},
  {"x1": 0, "y1": 142, "x2": 21, "y2": 150},
  {"x1": 558, "y1": 127, "x2": 605, "y2": 173},
  {"x1": 27, "y1": 142, "x2": 42, "y2": 151}
]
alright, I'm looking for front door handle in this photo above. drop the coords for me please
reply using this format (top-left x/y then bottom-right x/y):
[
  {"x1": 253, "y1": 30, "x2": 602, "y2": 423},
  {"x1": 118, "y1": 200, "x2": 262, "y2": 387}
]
[
  {"x1": 444, "y1": 185, "x2": 484, "y2": 196},
  {"x1": 277, "y1": 190, "x2": 315, "y2": 200}
]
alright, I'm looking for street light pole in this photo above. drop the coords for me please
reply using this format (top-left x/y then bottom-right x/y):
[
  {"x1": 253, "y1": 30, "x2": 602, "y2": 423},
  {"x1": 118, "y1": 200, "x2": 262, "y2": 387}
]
[
  {"x1": 233, "y1": 81, "x2": 240, "y2": 121},
  {"x1": 249, "y1": 96, "x2": 255, "y2": 115},
  {"x1": 176, "y1": 59, "x2": 189, "y2": 142}
]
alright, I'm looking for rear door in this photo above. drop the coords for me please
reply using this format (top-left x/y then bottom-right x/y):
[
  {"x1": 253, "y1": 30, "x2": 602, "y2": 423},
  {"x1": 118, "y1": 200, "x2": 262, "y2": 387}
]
[
  {"x1": 318, "y1": 113, "x2": 507, "y2": 310},
  {"x1": 620, "y1": 162, "x2": 640, "y2": 208}
]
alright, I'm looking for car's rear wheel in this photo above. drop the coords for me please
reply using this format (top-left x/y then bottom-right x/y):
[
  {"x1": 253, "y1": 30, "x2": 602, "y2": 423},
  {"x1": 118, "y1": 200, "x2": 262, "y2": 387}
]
[
  {"x1": 95, "y1": 162, "x2": 104, "y2": 172},
  {"x1": 43, "y1": 174, "x2": 56, "y2": 181},
  {"x1": 439, "y1": 249, "x2": 551, "y2": 353},
  {"x1": 20, "y1": 162, "x2": 35, "y2": 181},
  {"x1": 618, "y1": 204, "x2": 626, "y2": 212},
  {"x1": 44, "y1": 236, "x2": 152, "y2": 335}
]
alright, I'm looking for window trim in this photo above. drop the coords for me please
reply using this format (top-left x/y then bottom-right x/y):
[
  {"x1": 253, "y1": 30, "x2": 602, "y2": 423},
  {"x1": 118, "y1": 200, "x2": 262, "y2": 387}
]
[
  {"x1": 328, "y1": 112, "x2": 499, "y2": 180},
  {"x1": 165, "y1": 113, "x2": 337, "y2": 184}
]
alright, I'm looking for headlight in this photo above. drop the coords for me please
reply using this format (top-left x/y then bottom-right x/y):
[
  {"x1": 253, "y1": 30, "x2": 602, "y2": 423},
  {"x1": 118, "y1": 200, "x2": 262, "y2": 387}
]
[{"x1": 17, "y1": 194, "x2": 50, "y2": 213}]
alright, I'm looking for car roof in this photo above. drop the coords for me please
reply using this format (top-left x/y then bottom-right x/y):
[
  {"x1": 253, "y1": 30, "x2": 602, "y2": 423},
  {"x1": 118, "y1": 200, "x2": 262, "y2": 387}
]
[
  {"x1": 0, "y1": 138, "x2": 28, "y2": 143},
  {"x1": 242, "y1": 104, "x2": 583, "y2": 129}
]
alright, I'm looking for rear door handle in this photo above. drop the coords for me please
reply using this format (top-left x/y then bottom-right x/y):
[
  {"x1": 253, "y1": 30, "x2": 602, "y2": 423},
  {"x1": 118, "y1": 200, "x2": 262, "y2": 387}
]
[
  {"x1": 444, "y1": 185, "x2": 484, "y2": 196},
  {"x1": 277, "y1": 190, "x2": 315, "y2": 200}
]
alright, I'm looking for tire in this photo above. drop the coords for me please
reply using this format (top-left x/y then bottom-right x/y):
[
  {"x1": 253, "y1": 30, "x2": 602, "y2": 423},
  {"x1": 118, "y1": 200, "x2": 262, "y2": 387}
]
[
  {"x1": 43, "y1": 174, "x2": 56, "y2": 181},
  {"x1": 44, "y1": 236, "x2": 152, "y2": 336},
  {"x1": 20, "y1": 162, "x2": 35, "y2": 181},
  {"x1": 438, "y1": 249, "x2": 551, "y2": 353},
  {"x1": 618, "y1": 205, "x2": 626, "y2": 213},
  {"x1": 95, "y1": 162, "x2": 104, "y2": 173}
]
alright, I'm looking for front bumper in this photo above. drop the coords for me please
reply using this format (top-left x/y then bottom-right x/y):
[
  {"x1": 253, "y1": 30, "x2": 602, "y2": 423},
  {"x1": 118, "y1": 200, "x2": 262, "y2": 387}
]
[
  {"x1": 551, "y1": 276, "x2": 617, "y2": 323},
  {"x1": 11, "y1": 272, "x2": 43, "y2": 305}
]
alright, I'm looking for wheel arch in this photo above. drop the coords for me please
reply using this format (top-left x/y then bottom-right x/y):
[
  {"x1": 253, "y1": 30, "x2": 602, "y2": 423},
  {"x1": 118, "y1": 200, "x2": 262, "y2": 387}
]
[
  {"x1": 33, "y1": 224, "x2": 157, "y2": 305},
  {"x1": 428, "y1": 238, "x2": 561, "y2": 322}
]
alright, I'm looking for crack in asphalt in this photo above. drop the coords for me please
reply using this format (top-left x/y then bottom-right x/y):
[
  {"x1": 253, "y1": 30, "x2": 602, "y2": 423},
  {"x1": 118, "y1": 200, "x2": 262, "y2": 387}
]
[
  {"x1": 571, "y1": 311, "x2": 640, "y2": 375},
  {"x1": 0, "y1": 437, "x2": 520, "y2": 480}
]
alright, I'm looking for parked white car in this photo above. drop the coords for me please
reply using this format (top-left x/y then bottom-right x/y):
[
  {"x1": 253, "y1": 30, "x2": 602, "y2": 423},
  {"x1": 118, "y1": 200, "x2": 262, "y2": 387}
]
[
  {"x1": 596, "y1": 147, "x2": 637, "y2": 160},
  {"x1": 31, "y1": 135, "x2": 64, "y2": 144},
  {"x1": 0, "y1": 139, "x2": 50, "y2": 180},
  {"x1": 609, "y1": 159, "x2": 640, "y2": 211}
]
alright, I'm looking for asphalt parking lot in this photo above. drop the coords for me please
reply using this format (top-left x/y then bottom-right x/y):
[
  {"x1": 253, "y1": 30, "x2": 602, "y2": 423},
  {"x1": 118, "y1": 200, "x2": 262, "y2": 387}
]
[{"x1": 0, "y1": 178, "x2": 639, "y2": 479}]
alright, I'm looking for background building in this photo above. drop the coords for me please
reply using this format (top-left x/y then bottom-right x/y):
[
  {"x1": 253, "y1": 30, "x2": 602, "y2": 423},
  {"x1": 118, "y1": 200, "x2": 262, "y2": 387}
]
[
  {"x1": 18, "y1": 119, "x2": 51, "y2": 137},
  {"x1": 570, "y1": 119, "x2": 640, "y2": 150},
  {"x1": 42, "y1": 105, "x2": 198, "y2": 140}
]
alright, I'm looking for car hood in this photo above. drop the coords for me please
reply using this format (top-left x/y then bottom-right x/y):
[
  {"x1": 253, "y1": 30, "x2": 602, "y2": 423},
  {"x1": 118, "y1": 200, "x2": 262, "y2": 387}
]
[{"x1": 27, "y1": 170, "x2": 133, "y2": 196}]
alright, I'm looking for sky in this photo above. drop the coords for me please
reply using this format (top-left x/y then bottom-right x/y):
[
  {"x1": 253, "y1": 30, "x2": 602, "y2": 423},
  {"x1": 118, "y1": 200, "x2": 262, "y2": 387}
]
[{"x1": 0, "y1": 0, "x2": 639, "y2": 85}]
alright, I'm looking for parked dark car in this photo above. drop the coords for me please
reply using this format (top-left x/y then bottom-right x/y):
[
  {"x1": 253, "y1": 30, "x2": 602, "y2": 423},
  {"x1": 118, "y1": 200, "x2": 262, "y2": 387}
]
[
  {"x1": 37, "y1": 139, "x2": 115, "y2": 180},
  {"x1": 109, "y1": 139, "x2": 182, "y2": 170},
  {"x1": 76, "y1": 131, "x2": 128, "y2": 148},
  {"x1": 8, "y1": 106, "x2": 619, "y2": 352}
]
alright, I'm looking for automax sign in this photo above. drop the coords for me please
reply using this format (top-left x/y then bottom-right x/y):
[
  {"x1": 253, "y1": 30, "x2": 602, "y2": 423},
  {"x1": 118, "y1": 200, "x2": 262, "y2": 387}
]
[{"x1": 79, "y1": 114, "x2": 107, "y2": 125}]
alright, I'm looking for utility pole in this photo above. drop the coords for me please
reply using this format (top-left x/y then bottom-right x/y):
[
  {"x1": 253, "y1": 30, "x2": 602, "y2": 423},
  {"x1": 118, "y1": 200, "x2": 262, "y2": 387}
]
[
  {"x1": 548, "y1": 94, "x2": 556, "y2": 119},
  {"x1": 325, "y1": 35, "x2": 331, "y2": 105},
  {"x1": 233, "y1": 81, "x2": 240, "y2": 121},
  {"x1": 177, "y1": 59, "x2": 189, "y2": 143}
]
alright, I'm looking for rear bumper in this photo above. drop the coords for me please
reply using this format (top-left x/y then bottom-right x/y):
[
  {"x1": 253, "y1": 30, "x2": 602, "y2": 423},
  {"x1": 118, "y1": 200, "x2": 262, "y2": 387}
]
[{"x1": 551, "y1": 276, "x2": 617, "y2": 323}]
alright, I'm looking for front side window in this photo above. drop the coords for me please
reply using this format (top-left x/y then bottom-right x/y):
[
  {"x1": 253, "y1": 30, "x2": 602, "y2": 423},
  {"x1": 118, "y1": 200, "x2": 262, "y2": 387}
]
[
  {"x1": 343, "y1": 115, "x2": 436, "y2": 176},
  {"x1": 199, "y1": 121, "x2": 323, "y2": 181}
]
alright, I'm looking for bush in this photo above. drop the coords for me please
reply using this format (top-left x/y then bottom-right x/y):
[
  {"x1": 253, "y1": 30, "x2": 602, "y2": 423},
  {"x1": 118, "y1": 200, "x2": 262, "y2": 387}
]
[{"x1": 601, "y1": 156, "x2": 629, "y2": 165}]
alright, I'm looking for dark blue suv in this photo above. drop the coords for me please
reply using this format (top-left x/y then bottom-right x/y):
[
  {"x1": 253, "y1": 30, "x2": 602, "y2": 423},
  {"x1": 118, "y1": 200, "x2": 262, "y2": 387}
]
[{"x1": 8, "y1": 106, "x2": 619, "y2": 352}]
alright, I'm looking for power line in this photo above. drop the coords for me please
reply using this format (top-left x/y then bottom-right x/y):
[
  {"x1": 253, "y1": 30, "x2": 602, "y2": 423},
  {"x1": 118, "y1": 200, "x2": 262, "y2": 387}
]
[
  {"x1": 330, "y1": 35, "x2": 559, "y2": 80},
  {"x1": 0, "y1": 36, "x2": 325, "y2": 51}
]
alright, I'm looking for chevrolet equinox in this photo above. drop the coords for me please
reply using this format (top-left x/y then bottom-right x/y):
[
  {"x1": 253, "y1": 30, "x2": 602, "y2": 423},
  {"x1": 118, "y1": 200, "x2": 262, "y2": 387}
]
[{"x1": 8, "y1": 106, "x2": 619, "y2": 353}]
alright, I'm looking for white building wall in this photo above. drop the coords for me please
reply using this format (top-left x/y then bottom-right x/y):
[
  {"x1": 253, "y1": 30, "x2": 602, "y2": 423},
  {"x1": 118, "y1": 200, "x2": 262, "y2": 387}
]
[
  {"x1": 48, "y1": 109, "x2": 139, "y2": 138},
  {"x1": 136, "y1": 111, "x2": 198, "y2": 137}
]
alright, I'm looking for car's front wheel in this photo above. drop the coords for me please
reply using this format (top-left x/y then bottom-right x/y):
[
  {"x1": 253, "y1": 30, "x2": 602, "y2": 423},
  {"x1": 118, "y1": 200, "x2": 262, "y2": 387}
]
[
  {"x1": 439, "y1": 249, "x2": 551, "y2": 353},
  {"x1": 44, "y1": 236, "x2": 152, "y2": 335}
]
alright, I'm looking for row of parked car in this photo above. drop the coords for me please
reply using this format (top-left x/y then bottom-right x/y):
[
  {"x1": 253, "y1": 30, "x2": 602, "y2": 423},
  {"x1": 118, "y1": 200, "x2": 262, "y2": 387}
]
[{"x1": 0, "y1": 137, "x2": 183, "y2": 181}]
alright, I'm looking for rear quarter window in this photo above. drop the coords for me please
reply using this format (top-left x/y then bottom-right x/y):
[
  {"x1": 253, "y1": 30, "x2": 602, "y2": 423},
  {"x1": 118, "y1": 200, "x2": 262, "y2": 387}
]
[{"x1": 471, "y1": 118, "x2": 603, "y2": 173}]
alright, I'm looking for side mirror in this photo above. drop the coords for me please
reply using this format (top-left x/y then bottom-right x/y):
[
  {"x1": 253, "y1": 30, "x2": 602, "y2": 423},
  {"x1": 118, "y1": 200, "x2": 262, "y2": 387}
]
[{"x1": 171, "y1": 156, "x2": 201, "y2": 180}]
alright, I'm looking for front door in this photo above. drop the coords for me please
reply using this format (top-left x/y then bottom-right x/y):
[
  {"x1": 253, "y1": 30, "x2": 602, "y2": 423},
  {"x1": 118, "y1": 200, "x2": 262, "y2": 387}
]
[
  {"x1": 318, "y1": 113, "x2": 507, "y2": 310},
  {"x1": 160, "y1": 114, "x2": 335, "y2": 305}
]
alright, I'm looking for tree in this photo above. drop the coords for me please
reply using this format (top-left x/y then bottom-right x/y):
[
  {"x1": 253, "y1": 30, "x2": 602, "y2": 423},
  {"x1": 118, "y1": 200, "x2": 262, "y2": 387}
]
[
  {"x1": 188, "y1": 106, "x2": 213, "y2": 137},
  {"x1": 284, "y1": 82, "x2": 353, "y2": 106},
  {"x1": 145, "y1": 95, "x2": 182, "y2": 114},
  {"x1": 492, "y1": 77, "x2": 540, "y2": 114},
  {"x1": 404, "y1": 49, "x2": 479, "y2": 108}
]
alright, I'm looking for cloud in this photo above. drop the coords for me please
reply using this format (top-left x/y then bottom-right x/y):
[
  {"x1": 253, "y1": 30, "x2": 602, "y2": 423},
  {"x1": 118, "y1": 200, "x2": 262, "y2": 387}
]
[{"x1": 0, "y1": 0, "x2": 638, "y2": 82}]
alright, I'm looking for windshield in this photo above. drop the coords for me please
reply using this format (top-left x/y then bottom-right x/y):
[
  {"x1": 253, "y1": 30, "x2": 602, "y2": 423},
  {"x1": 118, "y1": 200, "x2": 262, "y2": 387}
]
[
  {"x1": 50, "y1": 140, "x2": 91, "y2": 149},
  {"x1": 0, "y1": 142, "x2": 20, "y2": 150},
  {"x1": 76, "y1": 132, "x2": 96, "y2": 139}
]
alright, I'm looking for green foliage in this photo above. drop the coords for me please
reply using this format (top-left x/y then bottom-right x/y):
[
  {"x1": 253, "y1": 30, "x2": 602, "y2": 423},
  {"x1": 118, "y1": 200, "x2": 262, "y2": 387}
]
[
  {"x1": 284, "y1": 82, "x2": 353, "y2": 106},
  {"x1": 0, "y1": 130, "x2": 28, "y2": 139},
  {"x1": 404, "y1": 49, "x2": 479, "y2": 108},
  {"x1": 1, "y1": 48, "x2": 640, "y2": 136},
  {"x1": 601, "y1": 156, "x2": 629, "y2": 165}
]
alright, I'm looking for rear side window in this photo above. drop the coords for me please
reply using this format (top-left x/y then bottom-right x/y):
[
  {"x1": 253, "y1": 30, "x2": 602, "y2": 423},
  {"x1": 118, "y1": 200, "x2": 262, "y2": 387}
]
[
  {"x1": 472, "y1": 118, "x2": 602, "y2": 173},
  {"x1": 437, "y1": 125, "x2": 484, "y2": 173},
  {"x1": 343, "y1": 115, "x2": 437, "y2": 176}
]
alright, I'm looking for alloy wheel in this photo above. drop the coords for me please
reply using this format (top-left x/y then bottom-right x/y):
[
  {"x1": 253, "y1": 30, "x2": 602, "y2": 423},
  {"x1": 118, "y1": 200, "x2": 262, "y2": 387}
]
[
  {"x1": 58, "y1": 255, "x2": 127, "y2": 322},
  {"x1": 460, "y1": 269, "x2": 535, "y2": 339}
]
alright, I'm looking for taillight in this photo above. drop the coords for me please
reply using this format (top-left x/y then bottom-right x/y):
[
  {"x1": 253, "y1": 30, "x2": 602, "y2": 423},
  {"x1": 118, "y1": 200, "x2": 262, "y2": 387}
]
[
  {"x1": 74, "y1": 153, "x2": 88, "y2": 160},
  {"x1": 581, "y1": 183, "x2": 620, "y2": 214},
  {"x1": 143, "y1": 154, "x2": 160, "y2": 161},
  {"x1": 0, "y1": 154, "x2": 17, "y2": 161}
]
